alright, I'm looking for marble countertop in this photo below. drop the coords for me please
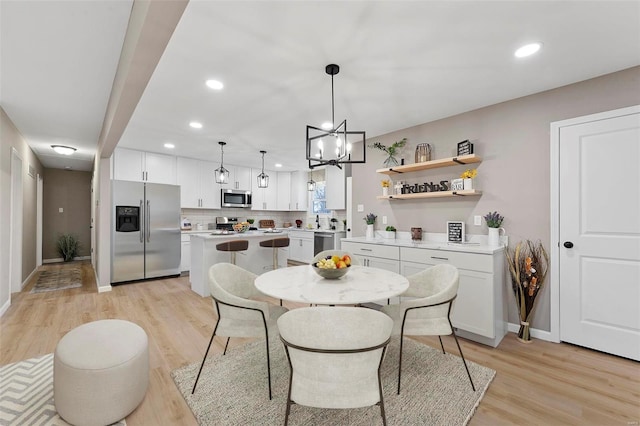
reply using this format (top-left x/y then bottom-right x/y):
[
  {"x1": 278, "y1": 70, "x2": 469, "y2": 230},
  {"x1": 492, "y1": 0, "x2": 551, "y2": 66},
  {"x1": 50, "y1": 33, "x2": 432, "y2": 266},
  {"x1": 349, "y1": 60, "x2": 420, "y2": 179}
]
[
  {"x1": 190, "y1": 230, "x2": 290, "y2": 239},
  {"x1": 341, "y1": 233, "x2": 505, "y2": 255}
]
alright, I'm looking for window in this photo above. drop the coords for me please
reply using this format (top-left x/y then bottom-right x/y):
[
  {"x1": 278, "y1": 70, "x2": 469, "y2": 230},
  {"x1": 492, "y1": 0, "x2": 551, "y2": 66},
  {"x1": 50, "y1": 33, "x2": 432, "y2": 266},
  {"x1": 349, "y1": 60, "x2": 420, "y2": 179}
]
[{"x1": 311, "y1": 180, "x2": 330, "y2": 214}]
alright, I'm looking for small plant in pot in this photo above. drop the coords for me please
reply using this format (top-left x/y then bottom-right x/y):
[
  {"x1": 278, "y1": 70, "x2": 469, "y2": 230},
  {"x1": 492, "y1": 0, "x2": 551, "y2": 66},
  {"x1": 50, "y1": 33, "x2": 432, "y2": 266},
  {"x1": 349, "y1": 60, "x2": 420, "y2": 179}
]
[
  {"x1": 381, "y1": 226, "x2": 396, "y2": 239},
  {"x1": 57, "y1": 233, "x2": 80, "y2": 262}
]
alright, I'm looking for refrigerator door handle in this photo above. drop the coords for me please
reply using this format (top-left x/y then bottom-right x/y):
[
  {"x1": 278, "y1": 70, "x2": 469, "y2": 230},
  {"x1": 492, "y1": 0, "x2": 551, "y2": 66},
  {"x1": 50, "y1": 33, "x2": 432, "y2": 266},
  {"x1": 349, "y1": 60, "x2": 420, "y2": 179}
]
[
  {"x1": 139, "y1": 199, "x2": 144, "y2": 243},
  {"x1": 146, "y1": 200, "x2": 151, "y2": 242}
]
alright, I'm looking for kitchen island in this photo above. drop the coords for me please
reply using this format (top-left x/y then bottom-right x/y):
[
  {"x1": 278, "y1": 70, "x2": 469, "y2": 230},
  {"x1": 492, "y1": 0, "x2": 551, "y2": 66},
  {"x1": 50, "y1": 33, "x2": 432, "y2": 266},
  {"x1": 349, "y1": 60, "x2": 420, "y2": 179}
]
[{"x1": 190, "y1": 231, "x2": 288, "y2": 297}]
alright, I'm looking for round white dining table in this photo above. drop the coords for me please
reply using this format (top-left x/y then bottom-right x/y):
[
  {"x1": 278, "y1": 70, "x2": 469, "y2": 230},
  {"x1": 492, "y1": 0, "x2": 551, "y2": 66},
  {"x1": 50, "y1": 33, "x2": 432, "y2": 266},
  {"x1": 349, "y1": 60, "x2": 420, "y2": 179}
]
[{"x1": 254, "y1": 265, "x2": 409, "y2": 305}]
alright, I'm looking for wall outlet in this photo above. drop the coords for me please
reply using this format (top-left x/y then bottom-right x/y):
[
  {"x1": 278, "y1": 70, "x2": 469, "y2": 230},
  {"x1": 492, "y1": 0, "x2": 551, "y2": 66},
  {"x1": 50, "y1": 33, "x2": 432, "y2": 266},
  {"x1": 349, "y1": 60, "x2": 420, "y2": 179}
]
[
  {"x1": 59, "y1": 207, "x2": 64, "y2": 213},
  {"x1": 382, "y1": 216, "x2": 388, "y2": 225},
  {"x1": 357, "y1": 204, "x2": 364, "y2": 212},
  {"x1": 474, "y1": 215, "x2": 482, "y2": 226}
]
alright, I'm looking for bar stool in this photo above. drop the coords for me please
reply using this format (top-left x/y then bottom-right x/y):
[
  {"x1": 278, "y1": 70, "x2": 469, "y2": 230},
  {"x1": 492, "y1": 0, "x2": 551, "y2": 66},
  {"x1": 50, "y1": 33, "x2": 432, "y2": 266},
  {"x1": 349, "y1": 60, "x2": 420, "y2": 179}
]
[
  {"x1": 259, "y1": 237, "x2": 290, "y2": 306},
  {"x1": 216, "y1": 240, "x2": 249, "y2": 265}
]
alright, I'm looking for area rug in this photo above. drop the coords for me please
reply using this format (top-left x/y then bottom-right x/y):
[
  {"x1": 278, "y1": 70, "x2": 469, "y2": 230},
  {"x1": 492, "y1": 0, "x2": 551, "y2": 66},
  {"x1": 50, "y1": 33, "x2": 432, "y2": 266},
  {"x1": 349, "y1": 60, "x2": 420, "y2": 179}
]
[
  {"x1": 0, "y1": 354, "x2": 125, "y2": 426},
  {"x1": 172, "y1": 336, "x2": 495, "y2": 425},
  {"x1": 30, "y1": 267, "x2": 82, "y2": 294}
]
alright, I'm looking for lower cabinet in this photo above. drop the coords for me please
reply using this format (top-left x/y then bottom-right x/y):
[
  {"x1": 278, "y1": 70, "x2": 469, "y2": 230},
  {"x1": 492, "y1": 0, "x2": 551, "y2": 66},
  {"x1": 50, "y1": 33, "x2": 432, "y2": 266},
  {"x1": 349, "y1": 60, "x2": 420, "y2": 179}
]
[
  {"x1": 341, "y1": 241, "x2": 400, "y2": 304},
  {"x1": 181, "y1": 232, "x2": 210, "y2": 273},
  {"x1": 399, "y1": 246, "x2": 506, "y2": 347},
  {"x1": 287, "y1": 231, "x2": 314, "y2": 263}
]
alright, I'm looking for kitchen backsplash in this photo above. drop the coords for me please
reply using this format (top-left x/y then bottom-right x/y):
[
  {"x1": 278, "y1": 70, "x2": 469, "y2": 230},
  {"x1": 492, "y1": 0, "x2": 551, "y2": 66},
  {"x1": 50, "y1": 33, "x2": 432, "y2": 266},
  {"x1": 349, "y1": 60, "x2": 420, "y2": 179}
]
[{"x1": 181, "y1": 208, "x2": 346, "y2": 230}]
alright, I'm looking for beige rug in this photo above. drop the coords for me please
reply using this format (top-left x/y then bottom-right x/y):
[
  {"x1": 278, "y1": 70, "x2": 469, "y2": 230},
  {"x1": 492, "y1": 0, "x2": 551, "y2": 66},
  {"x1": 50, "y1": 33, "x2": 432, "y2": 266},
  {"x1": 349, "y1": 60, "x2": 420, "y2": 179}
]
[
  {"x1": 31, "y1": 266, "x2": 82, "y2": 294},
  {"x1": 172, "y1": 336, "x2": 495, "y2": 425}
]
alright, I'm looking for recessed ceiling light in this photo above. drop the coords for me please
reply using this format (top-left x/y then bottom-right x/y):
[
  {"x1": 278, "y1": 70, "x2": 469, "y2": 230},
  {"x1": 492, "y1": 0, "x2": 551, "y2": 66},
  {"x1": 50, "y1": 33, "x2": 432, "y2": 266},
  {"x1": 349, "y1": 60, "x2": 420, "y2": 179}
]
[
  {"x1": 321, "y1": 122, "x2": 333, "y2": 130},
  {"x1": 189, "y1": 121, "x2": 203, "y2": 129},
  {"x1": 274, "y1": 163, "x2": 282, "y2": 168},
  {"x1": 51, "y1": 145, "x2": 76, "y2": 155},
  {"x1": 206, "y1": 79, "x2": 224, "y2": 90},
  {"x1": 164, "y1": 143, "x2": 175, "y2": 149},
  {"x1": 515, "y1": 42, "x2": 542, "y2": 58}
]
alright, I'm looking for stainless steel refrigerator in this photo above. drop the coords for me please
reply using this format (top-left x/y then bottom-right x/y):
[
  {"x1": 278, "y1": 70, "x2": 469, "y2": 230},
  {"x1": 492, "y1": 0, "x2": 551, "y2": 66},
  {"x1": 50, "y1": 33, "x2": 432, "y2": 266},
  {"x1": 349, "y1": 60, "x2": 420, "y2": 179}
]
[{"x1": 111, "y1": 180, "x2": 181, "y2": 284}]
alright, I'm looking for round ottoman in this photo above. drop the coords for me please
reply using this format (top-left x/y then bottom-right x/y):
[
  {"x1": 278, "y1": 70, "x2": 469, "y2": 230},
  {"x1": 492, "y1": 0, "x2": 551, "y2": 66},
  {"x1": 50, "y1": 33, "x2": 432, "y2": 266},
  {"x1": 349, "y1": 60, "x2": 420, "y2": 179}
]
[{"x1": 54, "y1": 319, "x2": 149, "y2": 425}]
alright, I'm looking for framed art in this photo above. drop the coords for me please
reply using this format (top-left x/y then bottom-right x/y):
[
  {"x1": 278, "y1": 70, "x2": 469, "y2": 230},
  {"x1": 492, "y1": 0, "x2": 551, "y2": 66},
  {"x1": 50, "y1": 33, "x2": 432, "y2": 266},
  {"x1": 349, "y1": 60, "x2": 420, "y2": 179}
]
[
  {"x1": 457, "y1": 140, "x2": 474, "y2": 156},
  {"x1": 447, "y1": 221, "x2": 465, "y2": 243}
]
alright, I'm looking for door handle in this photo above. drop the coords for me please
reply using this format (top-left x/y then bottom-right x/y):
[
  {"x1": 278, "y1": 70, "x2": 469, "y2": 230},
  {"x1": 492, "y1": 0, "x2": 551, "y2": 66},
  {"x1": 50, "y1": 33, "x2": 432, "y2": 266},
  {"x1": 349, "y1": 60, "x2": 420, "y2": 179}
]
[
  {"x1": 139, "y1": 200, "x2": 144, "y2": 243},
  {"x1": 431, "y1": 256, "x2": 449, "y2": 261},
  {"x1": 146, "y1": 200, "x2": 151, "y2": 242},
  {"x1": 563, "y1": 241, "x2": 574, "y2": 248}
]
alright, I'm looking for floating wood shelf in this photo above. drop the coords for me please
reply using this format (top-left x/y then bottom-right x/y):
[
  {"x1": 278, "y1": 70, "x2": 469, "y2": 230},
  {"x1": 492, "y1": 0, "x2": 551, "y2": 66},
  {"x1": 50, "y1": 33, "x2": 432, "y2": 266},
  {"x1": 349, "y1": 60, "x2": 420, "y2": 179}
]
[
  {"x1": 377, "y1": 190, "x2": 482, "y2": 200},
  {"x1": 376, "y1": 154, "x2": 482, "y2": 175}
]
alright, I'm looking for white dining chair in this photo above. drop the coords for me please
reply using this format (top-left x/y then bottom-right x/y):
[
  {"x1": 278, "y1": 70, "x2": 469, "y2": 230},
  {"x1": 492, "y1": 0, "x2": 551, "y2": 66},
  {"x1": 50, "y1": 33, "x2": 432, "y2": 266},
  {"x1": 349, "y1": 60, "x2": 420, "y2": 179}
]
[
  {"x1": 381, "y1": 263, "x2": 475, "y2": 394},
  {"x1": 191, "y1": 262, "x2": 288, "y2": 399},
  {"x1": 277, "y1": 306, "x2": 393, "y2": 425}
]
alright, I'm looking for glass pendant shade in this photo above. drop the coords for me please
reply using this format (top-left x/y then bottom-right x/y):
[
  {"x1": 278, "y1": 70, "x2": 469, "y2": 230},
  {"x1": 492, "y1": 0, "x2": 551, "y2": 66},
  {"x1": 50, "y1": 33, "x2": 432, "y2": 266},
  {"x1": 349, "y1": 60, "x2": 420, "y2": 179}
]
[
  {"x1": 306, "y1": 64, "x2": 366, "y2": 169},
  {"x1": 257, "y1": 150, "x2": 269, "y2": 188},
  {"x1": 215, "y1": 141, "x2": 230, "y2": 184}
]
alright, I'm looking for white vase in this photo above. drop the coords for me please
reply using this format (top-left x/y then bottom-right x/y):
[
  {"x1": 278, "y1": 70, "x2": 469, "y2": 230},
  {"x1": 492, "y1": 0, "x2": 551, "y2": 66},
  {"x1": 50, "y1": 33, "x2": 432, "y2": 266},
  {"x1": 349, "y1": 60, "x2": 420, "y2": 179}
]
[
  {"x1": 366, "y1": 224, "x2": 374, "y2": 239},
  {"x1": 463, "y1": 178, "x2": 473, "y2": 190},
  {"x1": 382, "y1": 187, "x2": 389, "y2": 196},
  {"x1": 488, "y1": 227, "x2": 505, "y2": 247}
]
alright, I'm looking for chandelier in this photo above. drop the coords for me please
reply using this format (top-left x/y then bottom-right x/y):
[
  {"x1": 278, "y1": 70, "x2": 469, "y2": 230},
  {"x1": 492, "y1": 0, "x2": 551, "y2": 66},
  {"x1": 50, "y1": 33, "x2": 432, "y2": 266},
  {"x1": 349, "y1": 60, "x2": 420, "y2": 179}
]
[
  {"x1": 257, "y1": 150, "x2": 269, "y2": 188},
  {"x1": 306, "y1": 64, "x2": 366, "y2": 169}
]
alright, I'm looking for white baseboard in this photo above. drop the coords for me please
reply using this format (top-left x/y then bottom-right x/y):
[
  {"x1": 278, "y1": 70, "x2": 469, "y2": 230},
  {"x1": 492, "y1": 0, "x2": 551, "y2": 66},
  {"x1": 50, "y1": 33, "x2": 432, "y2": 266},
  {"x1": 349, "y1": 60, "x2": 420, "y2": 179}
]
[
  {"x1": 94, "y1": 268, "x2": 112, "y2": 292},
  {"x1": 0, "y1": 299, "x2": 10, "y2": 317},
  {"x1": 43, "y1": 256, "x2": 91, "y2": 264},
  {"x1": 22, "y1": 268, "x2": 39, "y2": 290},
  {"x1": 508, "y1": 322, "x2": 553, "y2": 342}
]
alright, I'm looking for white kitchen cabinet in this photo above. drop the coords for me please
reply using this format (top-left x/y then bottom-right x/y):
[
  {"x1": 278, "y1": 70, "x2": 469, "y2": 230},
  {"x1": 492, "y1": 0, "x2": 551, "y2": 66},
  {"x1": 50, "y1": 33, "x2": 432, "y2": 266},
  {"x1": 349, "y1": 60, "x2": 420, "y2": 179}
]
[
  {"x1": 399, "y1": 246, "x2": 505, "y2": 347},
  {"x1": 113, "y1": 147, "x2": 176, "y2": 184},
  {"x1": 290, "y1": 170, "x2": 309, "y2": 211},
  {"x1": 228, "y1": 165, "x2": 252, "y2": 190},
  {"x1": 251, "y1": 168, "x2": 278, "y2": 210},
  {"x1": 176, "y1": 157, "x2": 219, "y2": 209},
  {"x1": 325, "y1": 165, "x2": 345, "y2": 210},
  {"x1": 288, "y1": 230, "x2": 314, "y2": 263},
  {"x1": 181, "y1": 234, "x2": 190, "y2": 272},
  {"x1": 278, "y1": 247, "x2": 289, "y2": 268},
  {"x1": 276, "y1": 172, "x2": 291, "y2": 211}
]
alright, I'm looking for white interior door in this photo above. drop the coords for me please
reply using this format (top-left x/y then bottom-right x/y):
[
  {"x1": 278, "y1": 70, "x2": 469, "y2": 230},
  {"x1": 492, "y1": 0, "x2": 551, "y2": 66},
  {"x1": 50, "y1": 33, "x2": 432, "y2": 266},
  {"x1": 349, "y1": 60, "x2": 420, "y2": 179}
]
[
  {"x1": 10, "y1": 148, "x2": 23, "y2": 293},
  {"x1": 559, "y1": 109, "x2": 640, "y2": 361}
]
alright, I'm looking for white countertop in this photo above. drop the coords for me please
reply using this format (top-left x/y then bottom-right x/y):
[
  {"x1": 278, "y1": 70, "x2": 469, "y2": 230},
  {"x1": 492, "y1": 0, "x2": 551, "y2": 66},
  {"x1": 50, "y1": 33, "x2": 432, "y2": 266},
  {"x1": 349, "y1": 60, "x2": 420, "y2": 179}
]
[
  {"x1": 190, "y1": 230, "x2": 290, "y2": 239},
  {"x1": 341, "y1": 233, "x2": 506, "y2": 255}
]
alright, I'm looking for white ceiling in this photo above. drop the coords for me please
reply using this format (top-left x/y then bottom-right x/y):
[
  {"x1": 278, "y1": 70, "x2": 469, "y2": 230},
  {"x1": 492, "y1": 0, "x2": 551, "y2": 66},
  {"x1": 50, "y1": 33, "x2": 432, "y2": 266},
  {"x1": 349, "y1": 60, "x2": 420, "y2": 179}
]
[{"x1": 2, "y1": 1, "x2": 639, "y2": 172}]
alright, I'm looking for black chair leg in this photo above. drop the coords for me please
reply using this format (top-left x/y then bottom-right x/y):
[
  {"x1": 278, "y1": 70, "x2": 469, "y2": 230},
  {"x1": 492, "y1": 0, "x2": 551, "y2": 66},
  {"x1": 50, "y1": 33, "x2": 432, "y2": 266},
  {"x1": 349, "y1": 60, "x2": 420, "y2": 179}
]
[
  {"x1": 223, "y1": 337, "x2": 230, "y2": 355},
  {"x1": 438, "y1": 336, "x2": 445, "y2": 354},
  {"x1": 265, "y1": 332, "x2": 272, "y2": 400},
  {"x1": 192, "y1": 321, "x2": 219, "y2": 394},
  {"x1": 449, "y1": 322, "x2": 475, "y2": 392},
  {"x1": 397, "y1": 332, "x2": 405, "y2": 395}
]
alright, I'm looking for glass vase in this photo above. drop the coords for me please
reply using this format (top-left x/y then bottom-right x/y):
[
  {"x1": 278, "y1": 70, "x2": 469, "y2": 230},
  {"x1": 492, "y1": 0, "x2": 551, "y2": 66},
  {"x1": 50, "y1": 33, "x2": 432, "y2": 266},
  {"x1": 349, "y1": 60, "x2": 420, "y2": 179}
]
[{"x1": 383, "y1": 155, "x2": 399, "y2": 168}]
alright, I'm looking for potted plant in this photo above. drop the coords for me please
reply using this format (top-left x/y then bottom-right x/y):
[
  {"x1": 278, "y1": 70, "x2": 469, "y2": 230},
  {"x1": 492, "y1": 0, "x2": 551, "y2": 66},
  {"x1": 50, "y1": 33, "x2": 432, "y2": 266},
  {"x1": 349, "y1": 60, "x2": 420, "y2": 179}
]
[
  {"x1": 460, "y1": 168, "x2": 477, "y2": 190},
  {"x1": 381, "y1": 225, "x2": 396, "y2": 239},
  {"x1": 370, "y1": 138, "x2": 407, "y2": 167},
  {"x1": 381, "y1": 179, "x2": 391, "y2": 196},
  {"x1": 483, "y1": 211, "x2": 505, "y2": 246},
  {"x1": 57, "y1": 233, "x2": 80, "y2": 262},
  {"x1": 363, "y1": 213, "x2": 377, "y2": 239}
]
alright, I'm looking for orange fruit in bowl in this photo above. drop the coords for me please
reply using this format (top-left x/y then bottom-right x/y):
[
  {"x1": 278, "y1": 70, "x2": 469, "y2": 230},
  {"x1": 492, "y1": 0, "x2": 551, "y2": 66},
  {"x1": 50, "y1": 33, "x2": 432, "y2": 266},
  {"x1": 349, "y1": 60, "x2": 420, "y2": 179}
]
[
  {"x1": 337, "y1": 260, "x2": 347, "y2": 269},
  {"x1": 342, "y1": 255, "x2": 351, "y2": 266}
]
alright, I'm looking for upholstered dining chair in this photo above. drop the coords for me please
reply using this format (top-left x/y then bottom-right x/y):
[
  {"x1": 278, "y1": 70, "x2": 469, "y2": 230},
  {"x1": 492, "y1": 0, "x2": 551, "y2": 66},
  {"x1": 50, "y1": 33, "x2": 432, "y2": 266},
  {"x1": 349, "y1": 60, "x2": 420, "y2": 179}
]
[
  {"x1": 381, "y1": 264, "x2": 475, "y2": 394},
  {"x1": 277, "y1": 306, "x2": 393, "y2": 425},
  {"x1": 191, "y1": 262, "x2": 288, "y2": 399}
]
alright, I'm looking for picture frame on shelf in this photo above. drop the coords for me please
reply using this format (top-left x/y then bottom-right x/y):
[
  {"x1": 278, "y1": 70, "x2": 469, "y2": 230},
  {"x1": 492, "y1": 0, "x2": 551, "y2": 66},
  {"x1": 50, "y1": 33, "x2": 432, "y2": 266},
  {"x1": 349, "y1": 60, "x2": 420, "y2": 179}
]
[
  {"x1": 451, "y1": 178, "x2": 464, "y2": 191},
  {"x1": 457, "y1": 140, "x2": 474, "y2": 156},
  {"x1": 447, "y1": 221, "x2": 465, "y2": 243}
]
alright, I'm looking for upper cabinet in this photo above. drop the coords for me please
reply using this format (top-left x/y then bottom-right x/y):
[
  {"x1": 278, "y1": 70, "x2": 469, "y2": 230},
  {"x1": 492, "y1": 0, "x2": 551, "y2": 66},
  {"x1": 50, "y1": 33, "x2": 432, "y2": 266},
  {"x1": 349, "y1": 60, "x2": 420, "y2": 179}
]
[
  {"x1": 325, "y1": 166, "x2": 346, "y2": 210},
  {"x1": 290, "y1": 171, "x2": 308, "y2": 211},
  {"x1": 276, "y1": 172, "x2": 291, "y2": 211},
  {"x1": 377, "y1": 154, "x2": 483, "y2": 200},
  {"x1": 113, "y1": 148, "x2": 176, "y2": 184},
  {"x1": 176, "y1": 157, "x2": 219, "y2": 209},
  {"x1": 228, "y1": 166, "x2": 252, "y2": 190}
]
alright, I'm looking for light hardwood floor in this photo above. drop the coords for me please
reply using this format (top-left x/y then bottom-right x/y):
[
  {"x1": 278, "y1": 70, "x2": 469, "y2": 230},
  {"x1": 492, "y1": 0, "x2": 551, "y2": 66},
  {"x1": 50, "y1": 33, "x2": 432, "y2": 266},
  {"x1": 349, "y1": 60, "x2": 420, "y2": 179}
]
[{"x1": 1, "y1": 261, "x2": 638, "y2": 425}]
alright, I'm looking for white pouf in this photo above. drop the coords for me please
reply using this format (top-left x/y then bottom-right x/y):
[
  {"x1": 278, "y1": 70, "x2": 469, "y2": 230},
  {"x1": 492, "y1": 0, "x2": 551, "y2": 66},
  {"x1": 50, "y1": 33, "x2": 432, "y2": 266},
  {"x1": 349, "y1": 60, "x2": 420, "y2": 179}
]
[{"x1": 54, "y1": 319, "x2": 149, "y2": 425}]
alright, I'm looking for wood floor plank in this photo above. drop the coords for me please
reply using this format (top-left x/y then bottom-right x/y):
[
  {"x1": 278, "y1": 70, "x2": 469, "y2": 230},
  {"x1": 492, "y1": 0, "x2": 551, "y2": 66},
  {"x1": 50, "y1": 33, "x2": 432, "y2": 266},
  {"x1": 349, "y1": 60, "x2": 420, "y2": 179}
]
[{"x1": 0, "y1": 260, "x2": 638, "y2": 425}]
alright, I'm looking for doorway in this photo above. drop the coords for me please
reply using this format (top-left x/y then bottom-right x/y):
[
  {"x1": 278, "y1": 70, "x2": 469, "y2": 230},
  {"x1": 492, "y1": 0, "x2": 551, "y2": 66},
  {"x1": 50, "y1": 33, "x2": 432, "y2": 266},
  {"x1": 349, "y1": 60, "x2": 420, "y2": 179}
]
[
  {"x1": 551, "y1": 105, "x2": 640, "y2": 361},
  {"x1": 10, "y1": 148, "x2": 24, "y2": 294}
]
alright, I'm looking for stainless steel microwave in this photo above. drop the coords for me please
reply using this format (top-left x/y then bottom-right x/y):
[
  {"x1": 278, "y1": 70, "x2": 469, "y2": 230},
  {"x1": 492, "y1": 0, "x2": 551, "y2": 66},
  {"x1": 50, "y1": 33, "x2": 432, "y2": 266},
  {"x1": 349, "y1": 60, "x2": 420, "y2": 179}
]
[{"x1": 221, "y1": 189, "x2": 252, "y2": 208}]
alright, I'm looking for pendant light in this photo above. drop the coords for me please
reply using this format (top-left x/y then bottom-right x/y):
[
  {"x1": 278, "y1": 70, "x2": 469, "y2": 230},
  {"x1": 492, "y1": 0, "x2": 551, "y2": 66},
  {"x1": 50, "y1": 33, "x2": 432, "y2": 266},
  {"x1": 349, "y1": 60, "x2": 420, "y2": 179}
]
[
  {"x1": 215, "y1": 141, "x2": 230, "y2": 184},
  {"x1": 257, "y1": 150, "x2": 269, "y2": 188},
  {"x1": 306, "y1": 64, "x2": 366, "y2": 169},
  {"x1": 307, "y1": 169, "x2": 316, "y2": 191}
]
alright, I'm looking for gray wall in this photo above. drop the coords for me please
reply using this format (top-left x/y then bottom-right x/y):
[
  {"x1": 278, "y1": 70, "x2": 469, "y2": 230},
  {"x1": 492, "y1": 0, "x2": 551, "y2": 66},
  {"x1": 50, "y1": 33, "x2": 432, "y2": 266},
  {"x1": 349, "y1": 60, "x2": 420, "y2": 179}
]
[
  {"x1": 43, "y1": 169, "x2": 92, "y2": 260},
  {"x1": 351, "y1": 66, "x2": 640, "y2": 332},
  {"x1": 0, "y1": 108, "x2": 44, "y2": 307}
]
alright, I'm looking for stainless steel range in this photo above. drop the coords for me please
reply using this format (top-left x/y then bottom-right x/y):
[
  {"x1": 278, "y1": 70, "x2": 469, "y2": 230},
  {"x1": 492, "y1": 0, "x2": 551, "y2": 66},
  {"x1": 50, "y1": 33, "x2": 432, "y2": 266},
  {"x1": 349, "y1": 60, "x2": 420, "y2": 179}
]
[{"x1": 214, "y1": 217, "x2": 244, "y2": 231}]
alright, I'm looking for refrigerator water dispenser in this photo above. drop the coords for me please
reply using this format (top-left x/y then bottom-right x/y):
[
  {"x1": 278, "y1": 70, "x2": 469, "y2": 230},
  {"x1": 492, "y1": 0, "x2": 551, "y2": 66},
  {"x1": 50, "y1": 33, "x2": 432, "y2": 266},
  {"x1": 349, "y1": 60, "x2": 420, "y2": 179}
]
[{"x1": 116, "y1": 206, "x2": 140, "y2": 232}]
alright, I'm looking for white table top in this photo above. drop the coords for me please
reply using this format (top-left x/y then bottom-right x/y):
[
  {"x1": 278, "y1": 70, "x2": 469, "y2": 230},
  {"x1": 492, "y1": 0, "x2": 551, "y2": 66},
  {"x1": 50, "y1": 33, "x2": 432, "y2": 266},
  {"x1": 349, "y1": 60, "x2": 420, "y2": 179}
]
[{"x1": 254, "y1": 265, "x2": 409, "y2": 305}]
